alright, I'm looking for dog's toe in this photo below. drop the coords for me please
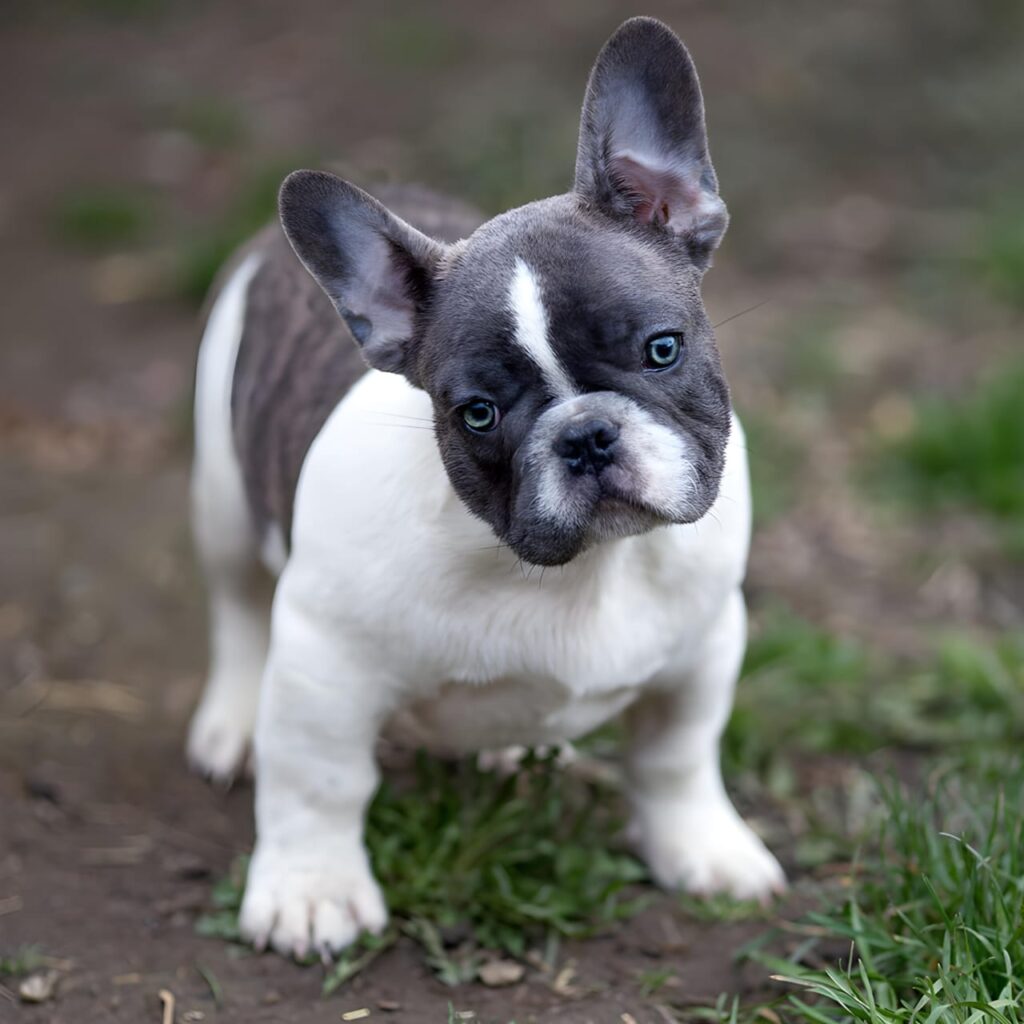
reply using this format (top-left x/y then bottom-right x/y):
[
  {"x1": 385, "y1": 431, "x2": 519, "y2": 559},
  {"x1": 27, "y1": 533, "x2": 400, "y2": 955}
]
[{"x1": 240, "y1": 844, "x2": 388, "y2": 961}]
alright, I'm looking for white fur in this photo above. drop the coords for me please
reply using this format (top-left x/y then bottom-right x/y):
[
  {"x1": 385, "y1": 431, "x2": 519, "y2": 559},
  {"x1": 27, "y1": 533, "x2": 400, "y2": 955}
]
[
  {"x1": 508, "y1": 258, "x2": 576, "y2": 400},
  {"x1": 221, "y1": 369, "x2": 783, "y2": 957},
  {"x1": 525, "y1": 392, "x2": 695, "y2": 528},
  {"x1": 187, "y1": 254, "x2": 270, "y2": 783}
]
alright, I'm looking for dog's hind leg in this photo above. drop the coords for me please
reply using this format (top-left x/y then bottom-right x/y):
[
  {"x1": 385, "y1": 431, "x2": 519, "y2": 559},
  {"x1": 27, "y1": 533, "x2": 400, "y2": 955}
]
[{"x1": 187, "y1": 255, "x2": 270, "y2": 784}]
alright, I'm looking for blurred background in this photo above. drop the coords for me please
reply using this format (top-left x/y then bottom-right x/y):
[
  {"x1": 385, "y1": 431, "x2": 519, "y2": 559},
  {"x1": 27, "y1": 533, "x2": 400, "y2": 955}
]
[{"x1": 0, "y1": 1, "x2": 1021, "y2": 1021}]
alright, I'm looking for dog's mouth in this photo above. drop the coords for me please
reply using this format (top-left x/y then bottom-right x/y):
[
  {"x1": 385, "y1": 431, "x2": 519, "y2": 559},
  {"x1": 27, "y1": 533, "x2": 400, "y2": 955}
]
[
  {"x1": 584, "y1": 493, "x2": 666, "y2": 543},
  {"x1": 504, "y1": 469, "x2": 687, "y2": 567},
  {"x1": 581, "y1": 461, "x2": 691, "y2": 527}
]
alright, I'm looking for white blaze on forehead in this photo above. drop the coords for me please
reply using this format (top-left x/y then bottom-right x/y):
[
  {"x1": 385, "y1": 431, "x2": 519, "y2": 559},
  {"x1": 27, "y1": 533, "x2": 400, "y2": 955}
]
[{"x1": 508, "y1": 258, "x2": 576, "y2": 399}]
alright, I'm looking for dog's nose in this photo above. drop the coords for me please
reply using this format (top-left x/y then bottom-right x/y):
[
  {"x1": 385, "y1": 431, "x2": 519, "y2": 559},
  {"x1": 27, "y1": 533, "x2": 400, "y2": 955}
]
[{"x1": 554, "y1": 418, "x2": 620, "y2": 475}]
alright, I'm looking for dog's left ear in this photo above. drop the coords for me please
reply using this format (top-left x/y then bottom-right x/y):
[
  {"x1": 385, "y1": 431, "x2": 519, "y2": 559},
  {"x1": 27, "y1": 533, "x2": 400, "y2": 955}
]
[{"x1": 574, "y1": 17, "x2": 727, "y2": 265}]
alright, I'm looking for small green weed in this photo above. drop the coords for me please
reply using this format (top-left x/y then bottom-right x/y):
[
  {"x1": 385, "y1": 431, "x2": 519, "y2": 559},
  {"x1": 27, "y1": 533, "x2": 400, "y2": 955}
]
[
  {"x1": 638, "y1": 965, "x2": 676, "y2": 998},
  {"x1": 0, "y1": 945, "x2": 47, "y2": 977},
  {"x1": 433, "y1": 107, "x2": 574, "y2": 214},
  {"x1": 742, "y1": 412, "x2": 802, "y2": 526},
  {"x1": 170, "y1": 96, "x2": 248, "y2": 152},
  {"x1": 52, "y1": 187, "x2": 153, "y2": 249},
  {"x1": 779, "y1": 315, "x2": 844, "y2": 398},
  {"x1": 979, "y1": 206, "x2": 1024, "y2": 308},
  {"x1": 367, "y1": 14, "x2": 467, "y2": 71}
]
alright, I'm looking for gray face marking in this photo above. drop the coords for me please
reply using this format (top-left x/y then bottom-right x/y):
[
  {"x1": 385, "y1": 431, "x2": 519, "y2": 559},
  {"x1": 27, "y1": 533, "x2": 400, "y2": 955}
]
[
  {"x1": 276, "y1": 17, "x2": 734, "y2": 565},
  {"x1": 507, "y1": 259, "x2": 575, "y2": 401}
]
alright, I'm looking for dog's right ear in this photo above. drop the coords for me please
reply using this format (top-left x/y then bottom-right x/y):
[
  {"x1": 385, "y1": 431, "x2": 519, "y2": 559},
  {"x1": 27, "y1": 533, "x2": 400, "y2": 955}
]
[{"x1": 279, "y1": 171, "x2": 444, "y2": 382}]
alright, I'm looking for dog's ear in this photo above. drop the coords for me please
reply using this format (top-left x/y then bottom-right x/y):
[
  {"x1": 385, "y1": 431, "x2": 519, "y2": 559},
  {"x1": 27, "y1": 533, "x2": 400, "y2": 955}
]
[
  {"x1": 574, "y1": 17, "x2": 727, "y2": 265},
  {"x1": 279, "y1": 171, "x2": 444, "y2": 381}
]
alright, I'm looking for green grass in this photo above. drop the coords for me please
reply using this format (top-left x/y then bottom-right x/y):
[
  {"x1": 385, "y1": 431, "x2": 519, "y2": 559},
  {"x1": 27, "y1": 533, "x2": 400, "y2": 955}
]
[
  {"x1": 734, "y1": 759, "x2": 1024, "y2": 1024},
  {"x1": 48, "y1": 0, "x2": 171, "y2": 19},
  {"x1": 52, "y1": 187, "x2": 154, "y2": 249},
  {"x1": 175, "y1": 157, "x2": 317, "y2": 304},
  {"x1": 979, "y1": 206, "x2": 1024, "y2": 309},
  {"x1": 874, "y1": 360, "x2": 1024, "y2": 524},
  {"x1": 432, "y1": 106, "x2": 575, "y2": 214},
  {"x1": 197, "y1": 751, "x2": 647, "y2": 990},
  {"x1": 170, "y1": 96, "x2": 248, "y2": 152},
  {"x1": 729, "y1": 609, "x2": 1024, "y2": 791},
  {"x1": 367, "y1": 14, "x2": 468, "y2": 71},
  {"x1": 742, "y1": 412, "x2": 802, "y2": 526},
  {"x1": 638, "y1": 965, "x2": 677, "y2": 998},
  {"x1": 0, "y1": 945, "x2": 47, "y2": 977}
]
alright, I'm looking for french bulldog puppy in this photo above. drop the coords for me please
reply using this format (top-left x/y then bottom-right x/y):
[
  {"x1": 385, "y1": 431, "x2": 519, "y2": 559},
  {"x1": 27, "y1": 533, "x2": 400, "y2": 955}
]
[{"x1": 187, "y1": 16, "x2": 785, "y2": 959}]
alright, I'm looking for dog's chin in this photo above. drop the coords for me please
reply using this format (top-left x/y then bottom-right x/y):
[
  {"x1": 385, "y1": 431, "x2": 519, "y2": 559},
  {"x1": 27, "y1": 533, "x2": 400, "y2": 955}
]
[
  {"x1": 584, "y1": 497, "x2": 665, "y2": 544},
  {"x1": 504, "y1": 493, "x2": 675, "y2": 568}
]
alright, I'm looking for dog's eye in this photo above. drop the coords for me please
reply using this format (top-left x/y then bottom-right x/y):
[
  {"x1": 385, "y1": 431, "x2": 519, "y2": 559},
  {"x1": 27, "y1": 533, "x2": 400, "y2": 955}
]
[
  {"x1": 461, "y1": 400, "x2": 500, "y2": 433},
  {"x1": 642, "y1": 333, "x2": 684, "y2": 370}
]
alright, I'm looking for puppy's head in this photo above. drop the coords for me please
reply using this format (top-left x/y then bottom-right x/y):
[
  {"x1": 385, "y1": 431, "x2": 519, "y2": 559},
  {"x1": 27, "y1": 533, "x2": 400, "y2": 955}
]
[{"x1": 280, "y1": 17, "x2": 732, "y2": 566}]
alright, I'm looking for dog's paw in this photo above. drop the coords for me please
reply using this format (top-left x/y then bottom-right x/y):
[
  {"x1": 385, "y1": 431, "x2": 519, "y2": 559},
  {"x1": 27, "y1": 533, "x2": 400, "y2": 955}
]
[
  {"x1": 186, "y1": 684, "x2": 257, "y2": 785},
  {"x1": 633, "y1": 801, "x2": 785, "y2": 903},
  {"x1": 239, "y1": 843, "x2": 388, "y2": 960},
  {"x1": 476, "y1": 742, "x2": 576, "y2": 775}
]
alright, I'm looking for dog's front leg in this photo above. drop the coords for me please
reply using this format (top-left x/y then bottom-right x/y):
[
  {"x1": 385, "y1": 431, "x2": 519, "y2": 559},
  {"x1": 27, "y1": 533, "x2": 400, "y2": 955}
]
[
  {"x1": 624, "y1": 589, "x2": 785, "y2": 902},
  {"x1": 239, "y1": 596, "x2": 392, "y2": 960}
]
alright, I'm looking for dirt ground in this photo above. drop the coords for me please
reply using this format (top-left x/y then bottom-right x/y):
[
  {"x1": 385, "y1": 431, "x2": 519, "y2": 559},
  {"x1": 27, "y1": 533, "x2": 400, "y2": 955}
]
[{"x1": 1, "y1": 2, "x2": 1021, "y2": 1022}]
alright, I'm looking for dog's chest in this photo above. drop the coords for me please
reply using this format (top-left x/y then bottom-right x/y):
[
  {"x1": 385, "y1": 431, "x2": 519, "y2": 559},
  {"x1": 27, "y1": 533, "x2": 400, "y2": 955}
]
[{"x1": 382, "y1": 544, "x2": 731, "y2": 752}]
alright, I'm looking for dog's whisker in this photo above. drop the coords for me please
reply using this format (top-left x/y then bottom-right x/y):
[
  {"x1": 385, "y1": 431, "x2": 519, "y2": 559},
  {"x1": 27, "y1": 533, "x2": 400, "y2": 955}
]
[
  {"x1": 466, "y1": 542, "x2": 512, "y2": 555},
  {"x1": 365, "y1": 422, "x2": 436, "y2": 432},
  {"x1": 712, "y1": 298, "x2": 771, "y2": 330},
  {"x1": 366, "y1": 410, "x2": 435, "y2": 422}
]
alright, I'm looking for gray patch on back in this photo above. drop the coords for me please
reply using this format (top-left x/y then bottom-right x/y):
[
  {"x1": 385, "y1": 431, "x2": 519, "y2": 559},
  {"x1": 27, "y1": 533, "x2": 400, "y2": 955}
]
[{"x1": 230, "y1": 183, "x2": 482, "y2": 544}]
